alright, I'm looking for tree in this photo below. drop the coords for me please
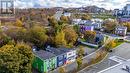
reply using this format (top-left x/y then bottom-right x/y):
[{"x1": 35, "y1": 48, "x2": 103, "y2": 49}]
[
  {"x1": 28, "y1": 26, "x2": 48, "y2": 48},
  {"x1": 0, "y1": 45, "x2": 19, "y2": 73},
  {"x1": 76, "y1": 57, "x2": 82, "y2": 69},
  {"x1": 105, "y1": 40, "x2": 116, "y2": 51},
  {"x1": 15, "y1": 42, "x2": 34, "y2": 73},
  {"x1": 60, "y1": 16, "x2": 69, "y2": 23},
  {"x1": 0, "y1": 34, "x2": 11, "y2": 47},
  {"x1": 84, "y1": 31, "x2": 96, "y2": 43},
  {"x1": 73, "y1": 25, "x2": 80, "y2": 34},
  {"x1": 16, "y1": 28, "x2": 27, "y2": 41},
  {"x1": 103, "y1": 20, "x2": 117, "y2": 33},
  {"x1": 15, "y1": 19, "x2": 23, "y2": 27},
  {"x1": 81, "y1": 14, "x2": 91, "y2": 20},
  {"x1": 0, "y1": 42, "x2": 34, "y2": 73},
  {"x1": 59, "y1": 67, "x2": 66, "y2": 73},
  {"x1": 48, "y1": 16, "x2": 58, "y2": 28},
  {"x1": 55, "y1": 31, "x2": 66, "y2": 47},
  {"x1": 77, "y1": 46, "x2": 85, "y2": 57},
  {"x1": 123, "y1": 22, "x2": 130, "y2": 32},
  {"x1": 63, "y1": 26, "x2": 78, "y2": 48}
]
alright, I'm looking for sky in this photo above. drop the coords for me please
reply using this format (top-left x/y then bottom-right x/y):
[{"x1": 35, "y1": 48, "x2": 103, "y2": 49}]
[{"x1": 15, "y1": 0, "x2": 130, "y2": 10}]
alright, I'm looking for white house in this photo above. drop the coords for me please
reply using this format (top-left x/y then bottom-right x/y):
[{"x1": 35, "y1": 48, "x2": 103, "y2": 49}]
[
  {"x1": 54, "y1": 11, "x2": 63, "y2": 20},
  {"x1": 63, "y1": 12, "x2": 71, "y2": 17},
  {"x1": 72, "y1": 19, "x2": 81, "y2": 25},
  {"x1": 92, "y1": 22, "x2": 102, "y2": 29},
  {"x1": 66, "y1": 50, "x2": 77, "y2": 64},
  {"x1": 115, "y1": 26, "x2": 127, "y2": 36},
  {"x1": 59, "y1": 48, "x2": 77, "y2": 64}
]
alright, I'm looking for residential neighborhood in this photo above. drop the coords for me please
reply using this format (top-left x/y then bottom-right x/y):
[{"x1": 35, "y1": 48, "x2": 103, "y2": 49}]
[{"x1": 0, "y1": 0, "x2": 130, "y2": 73}]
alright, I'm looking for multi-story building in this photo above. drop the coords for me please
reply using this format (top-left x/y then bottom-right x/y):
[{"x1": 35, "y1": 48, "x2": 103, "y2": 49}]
[
  {"x1": 123, "y1": 4, "x2": 130, "y2": 16},
  {"x1": 32, "y1": 50, "x2": 57, "y2": 73},
  {"x1": 113, "y1": 4, "x2": 130, "y2": 17}
]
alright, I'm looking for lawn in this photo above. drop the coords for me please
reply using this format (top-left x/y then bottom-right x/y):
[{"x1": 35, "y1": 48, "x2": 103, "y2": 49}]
[{"x1": 114, "y1": 40, "x2": 124, "y2": 48}]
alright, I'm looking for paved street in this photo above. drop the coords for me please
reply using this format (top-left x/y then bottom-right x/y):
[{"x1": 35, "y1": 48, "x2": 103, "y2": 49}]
[{"x1": 78, "y1": 43, "x2": 130, "y2": 73}]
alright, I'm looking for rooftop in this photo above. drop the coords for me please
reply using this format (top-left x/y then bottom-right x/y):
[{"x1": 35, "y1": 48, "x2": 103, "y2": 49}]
[
  {"x1": 34, "y1": 50, "x2": 56, "y2": 60},
  {"x1": 46, "y1": 47, "x2": 66, "y2": 55}
]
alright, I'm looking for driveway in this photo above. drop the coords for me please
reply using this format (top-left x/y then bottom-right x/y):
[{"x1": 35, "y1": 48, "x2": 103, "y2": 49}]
[{"x1": 78, "y1": 43, "x2": 130, "y2": 73}]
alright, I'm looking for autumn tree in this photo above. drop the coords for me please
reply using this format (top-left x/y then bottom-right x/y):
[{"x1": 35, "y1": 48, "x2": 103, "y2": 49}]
[
  {"x1": 15, "y1": 42, "x2": 34, "y2": 73},
  {"x1": 77, "y1": 46, "x2": 85, "y2": 57},
  {"x1": 28, "y1": 26, "x2": 48, "y2": 48},
  {"x1": 48, "y1": 16, "x2": 58, "y2": 28},
  {"x1": 0, "y1": 42, "x2": 34, "y2": 73},
  {"x1": 84, "y1": 31, "x2": 96, "y2": 43},
  {"x1": 59, "y1": 67, "x2": 66, "y2": 73},
  {"x1": 0, "y1": 45, "x2": 19, "y2": 73},
  {"x1": 60, "y1": 15, "x2": 69, "y2": 23},
  {"x1": 123, "y1": 22, "x2": 130, "y2": 32},
  {"x1": 11, "y1": 28, "x2": 27, "y2": 41},
  {"x1": 105, "y1": 40, "x2": 116, "y2": 51},
  {"x1": 73, "y1": 25, "x2": 80, "y2": 34},
  {"x1": 103, "y1": 20, "x2": 117, "y2": 33},
  {"x1": 81, "y1": 14, "x2": 91, "y2": 20},
  {"x1": 55, "y1": 31, "x2": 66, "y2": 47},
  {"x1": 63, "y1": 26, "x2": 78, "y2": 48},
  {"x1": 76, "y1": 57, "x2": 83, "y2": 69},
  {"x1": 15, "y1": 19, "x2": 23, "y2": 27}
]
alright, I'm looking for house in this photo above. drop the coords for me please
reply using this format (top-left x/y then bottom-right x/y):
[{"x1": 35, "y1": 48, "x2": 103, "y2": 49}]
[
  {"x1": 54, "y1": 11, "x2": 63, "y2": 20},
  {"x1": 59, "y1": 48, "x2": 77, "y2": 64},
  {"x1": 80, "y1": 25, "x2": 94, "y2": 32},
  {"x1": 115, "y1": 26, "x2": 127, "y2": 36},
  {"x1": 32, "y1": 50, "x2": 57, "y2": 73},
  {"x1": 79, "y1": 20, "x2": 92, "y2": 25},
  {"x1": 95, "y1": 33, "x2": 106, "y2": 46},
  {"x1": 72, "y1": 19, "x2": 81, "y2": 25},
  {"x1": 63, "y1": 12, "x2": 71, "y2": 17},
  {"x1": 92, "y1": 22, "x2": 102, "y2": 29},
  {"x1": 45, "y1": 46, "x2": 66, "y2": 67}
]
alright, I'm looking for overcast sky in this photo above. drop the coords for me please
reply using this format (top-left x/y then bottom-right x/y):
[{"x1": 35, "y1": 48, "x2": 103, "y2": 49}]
[{"x1": 15, "y1": 0, "x2": 130, "y2": 10}]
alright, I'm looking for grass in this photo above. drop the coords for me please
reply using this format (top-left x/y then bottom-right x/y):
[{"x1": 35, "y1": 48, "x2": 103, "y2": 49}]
[
  {"x1": 114, "y1": 40, "x2": 124, "y2": 48},
  {"x1": 92, "y1": 14, "x2": 116, "y2": 19}
]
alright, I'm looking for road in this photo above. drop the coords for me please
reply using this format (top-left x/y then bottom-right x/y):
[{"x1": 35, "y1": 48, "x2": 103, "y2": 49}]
[{"x1": 78, "y1": 43, "x2": 130, "y2": 73}]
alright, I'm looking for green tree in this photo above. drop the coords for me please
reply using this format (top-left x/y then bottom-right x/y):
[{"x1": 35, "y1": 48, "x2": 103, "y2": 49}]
[{"x1": 73, "y1": 25, "x2": 80, "y2": 34}]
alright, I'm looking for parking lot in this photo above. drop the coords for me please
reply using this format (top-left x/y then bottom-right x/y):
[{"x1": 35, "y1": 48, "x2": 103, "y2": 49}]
[{"x1": 78, "y1": 43, "x2": 130, "y2": 73}]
